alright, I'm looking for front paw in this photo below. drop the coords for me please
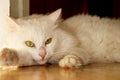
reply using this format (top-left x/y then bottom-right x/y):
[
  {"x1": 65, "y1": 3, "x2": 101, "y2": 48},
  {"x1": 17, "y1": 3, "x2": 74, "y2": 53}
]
[
  {"x1": 0, "y1": 48, "x2": 19, "y2": 67},
  {"x1": 59, "y1": 55, "x2": 83, "y2": 68}
]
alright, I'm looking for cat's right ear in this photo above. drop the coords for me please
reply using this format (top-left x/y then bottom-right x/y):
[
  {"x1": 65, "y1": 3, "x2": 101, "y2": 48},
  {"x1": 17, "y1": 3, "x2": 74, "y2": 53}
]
[
  {"x1": 48, "y1": 8, "x2": 61, "y2": 22},
  {"x1": 0, "y1": 16, "x2": 19, "y2": 31}
]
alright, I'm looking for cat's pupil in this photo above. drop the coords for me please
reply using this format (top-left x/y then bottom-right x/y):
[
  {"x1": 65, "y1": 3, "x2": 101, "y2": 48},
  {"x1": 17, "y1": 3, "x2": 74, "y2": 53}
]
[
  {"x1": 25, "y1": 41, "x2": 35, "y2": 47},
  {"x1": 45, "y1": 38, "x2": 52, "y2": 46}
]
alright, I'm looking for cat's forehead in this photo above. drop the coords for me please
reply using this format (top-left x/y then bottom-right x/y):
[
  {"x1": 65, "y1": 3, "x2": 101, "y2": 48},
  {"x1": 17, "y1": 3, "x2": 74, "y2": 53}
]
[
  {"x1": 19, "y1": 19, "x2": 54, "y2": 39},
  {"x1": 25, "y1": 17, "x2": 54, "y2": 29},
  {"x1": 30, "y1": 20, "x2": 53, "y2": 35}
]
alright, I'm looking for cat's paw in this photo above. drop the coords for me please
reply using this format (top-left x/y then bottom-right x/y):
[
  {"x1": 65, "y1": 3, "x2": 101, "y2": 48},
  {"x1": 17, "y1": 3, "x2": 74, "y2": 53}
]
[
  {"x1": 0, "y1": 48, "x2": 19, "y2": 68},
  {"x1": 59, "y1": 55, "x2": 83, "y2": 68}
]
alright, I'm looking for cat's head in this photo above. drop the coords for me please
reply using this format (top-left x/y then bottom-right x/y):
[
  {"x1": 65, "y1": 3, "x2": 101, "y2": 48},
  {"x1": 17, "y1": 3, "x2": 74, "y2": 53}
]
[{"x1": 1, "y1": 9, "x2": 61, "y2": 64}]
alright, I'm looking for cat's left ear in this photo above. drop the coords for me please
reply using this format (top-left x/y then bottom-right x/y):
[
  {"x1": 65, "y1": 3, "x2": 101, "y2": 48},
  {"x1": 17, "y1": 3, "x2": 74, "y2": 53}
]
[
  {"x1": 0, "y1": 16, "x2": 19, "y2": 31},
  {"x1": 48, "y1": 8, "x2": 61, "y2": 22}
]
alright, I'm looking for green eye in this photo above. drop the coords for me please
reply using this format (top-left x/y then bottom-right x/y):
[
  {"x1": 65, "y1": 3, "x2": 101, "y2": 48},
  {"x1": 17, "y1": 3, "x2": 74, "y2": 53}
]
[
  {"x1": 45, "y1": 38, "x2": 52, "y2": 45},
  {"x1": 25, "y1": 41, "x2": 35, "y2": 47}
]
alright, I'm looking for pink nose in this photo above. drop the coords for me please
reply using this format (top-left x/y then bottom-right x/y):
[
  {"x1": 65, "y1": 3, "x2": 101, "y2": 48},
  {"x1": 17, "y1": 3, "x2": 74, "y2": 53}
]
[
  {"x1": 39, "y1": 46, "x2": 46, "y2": 60},
  {"x1": 39, "y1": 53, "x2": 46, "y2": 60}
]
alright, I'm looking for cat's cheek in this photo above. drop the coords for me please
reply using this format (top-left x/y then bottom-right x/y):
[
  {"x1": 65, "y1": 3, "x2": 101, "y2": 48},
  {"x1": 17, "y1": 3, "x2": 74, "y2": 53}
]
[
  {"x1": 27, "y1": 49, "x2": 41, "y2": 60},
  {"x1": 31, "y1": 54, "x2": 42, "y2": 62}
]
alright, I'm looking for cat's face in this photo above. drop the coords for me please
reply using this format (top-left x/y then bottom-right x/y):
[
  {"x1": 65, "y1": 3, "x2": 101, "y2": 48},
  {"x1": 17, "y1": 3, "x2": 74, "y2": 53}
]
[{"x1": 15, "y1": 9, "x2": 61, "y2": 64}]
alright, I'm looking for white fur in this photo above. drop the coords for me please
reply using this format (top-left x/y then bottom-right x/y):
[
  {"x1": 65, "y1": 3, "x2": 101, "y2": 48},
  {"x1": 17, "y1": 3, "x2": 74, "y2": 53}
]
[
  {"x1": 64, "y1": 15, "x2": 120, "y2": 63},
  {"x1": 0, "y1": 9, "x2": 120, "y2": 68}
]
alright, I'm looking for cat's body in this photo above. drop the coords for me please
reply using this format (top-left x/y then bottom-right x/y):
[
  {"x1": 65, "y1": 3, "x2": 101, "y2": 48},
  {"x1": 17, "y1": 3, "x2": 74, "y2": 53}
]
[
  {"x1": 63, "y1": 15, "x2": 120, "y2": 63},
  {"x1": 0, "y1": 9, "x2": 120, "y2": 69}
]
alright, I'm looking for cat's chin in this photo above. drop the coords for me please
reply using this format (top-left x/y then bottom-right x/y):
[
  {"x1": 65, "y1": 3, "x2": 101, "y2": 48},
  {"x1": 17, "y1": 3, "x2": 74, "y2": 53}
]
[{"x1": 36, "y1": 60, "x2": 47, "y2": 65}]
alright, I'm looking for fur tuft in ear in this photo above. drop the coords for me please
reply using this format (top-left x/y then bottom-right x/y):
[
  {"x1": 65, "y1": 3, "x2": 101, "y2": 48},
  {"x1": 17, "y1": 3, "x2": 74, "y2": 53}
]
[
  {"x1": 48, "y1": 8, "x2": 61, "y2": 22},
  {"x1": 0, "y1": 16, "x2": 19, "y2": 31}
]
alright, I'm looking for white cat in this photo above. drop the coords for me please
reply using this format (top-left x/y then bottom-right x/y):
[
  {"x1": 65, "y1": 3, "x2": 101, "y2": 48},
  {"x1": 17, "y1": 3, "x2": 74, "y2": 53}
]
[{"x1": 0, "y1": 9, "x2": 120, "y2": 69}]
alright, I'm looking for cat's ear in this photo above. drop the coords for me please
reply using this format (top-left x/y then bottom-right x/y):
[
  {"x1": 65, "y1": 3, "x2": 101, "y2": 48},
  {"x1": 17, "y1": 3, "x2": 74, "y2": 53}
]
[
  {"x1": 48, "y1": 8, "x2": 61, "y2": 22},
  {"x1": 0, "y1": 16, "x2": 19, "y2": 31}
]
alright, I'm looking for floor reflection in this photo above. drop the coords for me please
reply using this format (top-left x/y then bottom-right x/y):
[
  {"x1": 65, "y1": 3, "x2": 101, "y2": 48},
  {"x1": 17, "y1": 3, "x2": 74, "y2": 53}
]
[{"x1": 1, "y1": 64, "x2": 120, "y2": 80}]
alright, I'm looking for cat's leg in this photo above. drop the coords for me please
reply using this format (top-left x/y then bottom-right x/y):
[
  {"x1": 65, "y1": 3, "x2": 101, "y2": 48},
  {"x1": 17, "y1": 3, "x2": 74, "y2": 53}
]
[
  {"x1": 59, "y1": 48, "x2": 90, "y2": 68},
  {"x1": 0, "y1": 48, "x2": 19, "y2": 69},
  {"x1": 59, "y1": 55, "x2": 83, "y2": 68},
  {"x1": 0, "y1": 48, "x2": 38, "y2": 70}
]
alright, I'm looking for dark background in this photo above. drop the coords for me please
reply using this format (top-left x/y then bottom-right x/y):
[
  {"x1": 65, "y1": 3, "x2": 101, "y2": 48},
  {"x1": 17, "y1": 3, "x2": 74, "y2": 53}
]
[{"x1": 30, "y1": 0, "x2": 120, "y2": 19}]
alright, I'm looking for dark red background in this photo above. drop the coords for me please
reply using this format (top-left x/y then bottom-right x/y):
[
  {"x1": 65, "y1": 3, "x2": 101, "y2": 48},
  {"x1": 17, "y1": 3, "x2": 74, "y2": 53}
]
[{"x1": 30, "y1": 0, "x2": 120, "y2": 19}]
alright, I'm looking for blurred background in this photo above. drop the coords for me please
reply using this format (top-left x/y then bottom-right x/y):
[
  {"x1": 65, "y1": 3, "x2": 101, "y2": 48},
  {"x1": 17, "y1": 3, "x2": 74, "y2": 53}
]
[
  {"x1": 30, "y1": 0, "x2": 120, "y2": 19},
  {"x1": 10, "y1": 0, "x2": 120, "y2": 19}
]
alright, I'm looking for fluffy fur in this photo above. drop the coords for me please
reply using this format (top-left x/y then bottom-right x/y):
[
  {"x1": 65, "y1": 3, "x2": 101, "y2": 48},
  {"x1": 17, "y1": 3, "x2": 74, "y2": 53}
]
[{"x1": 0, "y1": 9, "x2": 120, "y2": 69}]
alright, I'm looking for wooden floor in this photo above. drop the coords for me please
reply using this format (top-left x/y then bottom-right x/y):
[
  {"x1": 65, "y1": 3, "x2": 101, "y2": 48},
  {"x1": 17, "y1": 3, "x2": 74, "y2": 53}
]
[{"x1": 1, "y1": 63, "x2": 120, "y2": 80}]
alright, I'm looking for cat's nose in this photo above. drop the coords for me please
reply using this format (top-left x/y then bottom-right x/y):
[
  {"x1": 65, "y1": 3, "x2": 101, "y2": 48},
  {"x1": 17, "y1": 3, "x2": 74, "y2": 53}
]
[
  {"x1": 39, "y1": 46, "x2": 46, "y2": 60},
  {"x1": 39, "y1": 53, "x2": 46, "y2": 60}
]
